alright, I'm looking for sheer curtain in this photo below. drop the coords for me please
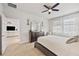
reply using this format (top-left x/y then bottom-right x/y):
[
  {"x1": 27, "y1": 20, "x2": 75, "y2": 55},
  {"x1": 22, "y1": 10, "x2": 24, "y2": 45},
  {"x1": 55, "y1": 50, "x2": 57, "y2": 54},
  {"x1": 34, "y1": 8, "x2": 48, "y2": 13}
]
[
  {"x1": 52, "y1": 17, "x2": 63, "y2": 35},
  {"x1": 50, "y1": 12, "x2": 79, "y2": 37}
]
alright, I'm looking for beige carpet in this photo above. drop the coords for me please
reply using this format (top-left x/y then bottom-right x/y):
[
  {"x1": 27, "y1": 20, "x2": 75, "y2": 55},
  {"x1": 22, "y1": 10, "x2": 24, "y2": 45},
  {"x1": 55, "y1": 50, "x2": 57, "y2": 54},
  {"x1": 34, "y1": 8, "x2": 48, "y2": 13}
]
[{"x1": 3, "y1": 42, "x2": 45, "y2": 56}]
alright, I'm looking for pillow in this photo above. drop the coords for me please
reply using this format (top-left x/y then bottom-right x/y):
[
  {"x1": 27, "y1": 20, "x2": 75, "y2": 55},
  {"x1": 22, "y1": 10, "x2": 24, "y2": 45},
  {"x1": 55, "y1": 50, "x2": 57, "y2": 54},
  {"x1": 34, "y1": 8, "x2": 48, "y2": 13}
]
[
  {"x1": 66, "y1": 36, "x2": 79, "y2": 44},
  {"x1": 76, "y1": 35, "x2": 79, "y2": 41}
]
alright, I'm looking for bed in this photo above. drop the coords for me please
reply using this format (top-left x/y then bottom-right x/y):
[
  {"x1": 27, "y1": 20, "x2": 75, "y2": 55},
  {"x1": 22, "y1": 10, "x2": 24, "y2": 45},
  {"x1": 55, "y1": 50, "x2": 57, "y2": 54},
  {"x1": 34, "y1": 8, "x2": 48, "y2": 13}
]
[{"x1": 34, "y1": 35, "x2": 79, "y2": 56}]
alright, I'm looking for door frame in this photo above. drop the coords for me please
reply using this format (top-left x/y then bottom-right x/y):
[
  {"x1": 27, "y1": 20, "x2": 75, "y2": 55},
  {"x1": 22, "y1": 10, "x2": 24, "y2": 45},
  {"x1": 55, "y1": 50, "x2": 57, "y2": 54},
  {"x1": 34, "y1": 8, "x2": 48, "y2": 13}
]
[{"x1": 0, "y1": 15, "x2": 2, "y2": 55}]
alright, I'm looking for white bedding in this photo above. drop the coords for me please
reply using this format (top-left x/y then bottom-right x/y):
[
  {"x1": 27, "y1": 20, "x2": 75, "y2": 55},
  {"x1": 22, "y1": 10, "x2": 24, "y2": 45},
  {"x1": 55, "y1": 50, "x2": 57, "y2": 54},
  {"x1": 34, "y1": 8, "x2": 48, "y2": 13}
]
[{"x1": 37, "y1": 35, "x2": 79, "y2": 56}]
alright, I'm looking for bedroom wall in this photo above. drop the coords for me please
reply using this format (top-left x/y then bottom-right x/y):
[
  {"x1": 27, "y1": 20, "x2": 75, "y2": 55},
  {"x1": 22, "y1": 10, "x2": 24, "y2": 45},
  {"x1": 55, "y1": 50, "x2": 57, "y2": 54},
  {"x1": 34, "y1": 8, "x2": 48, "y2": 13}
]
[
  {"x1": 3, "y1": 4, "x2": 49, "y2": 43},
  {"x1": 0, "y1": 3, "x2": 8, "y2": 54}
]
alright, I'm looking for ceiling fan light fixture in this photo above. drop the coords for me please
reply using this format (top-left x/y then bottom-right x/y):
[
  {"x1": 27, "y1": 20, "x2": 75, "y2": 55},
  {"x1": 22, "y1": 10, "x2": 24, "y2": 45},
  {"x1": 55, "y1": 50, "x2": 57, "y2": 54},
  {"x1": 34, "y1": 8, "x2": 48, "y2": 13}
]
[
  {"x1": 48, "y1": 9, "x2": 52, "y2": 12},
  {"x1": 42, "y1": 3, "x2": 60, "y2": 14}
]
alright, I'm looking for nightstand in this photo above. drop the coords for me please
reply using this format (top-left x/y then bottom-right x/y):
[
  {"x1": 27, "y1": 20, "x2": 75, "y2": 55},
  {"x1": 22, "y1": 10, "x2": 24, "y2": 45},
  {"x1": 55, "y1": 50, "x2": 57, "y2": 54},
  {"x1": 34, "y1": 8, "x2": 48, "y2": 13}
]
[{"x1": 29, "y1": 30, "x2": 44, "y2": 42}]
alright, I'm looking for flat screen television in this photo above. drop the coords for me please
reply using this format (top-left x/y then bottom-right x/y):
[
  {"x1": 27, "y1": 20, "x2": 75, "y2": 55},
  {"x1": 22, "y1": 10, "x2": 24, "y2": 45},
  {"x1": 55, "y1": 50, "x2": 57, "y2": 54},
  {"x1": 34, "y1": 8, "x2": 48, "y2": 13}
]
[{"x1": 7, "y1": 26, "x2": 15, "y2": 31}]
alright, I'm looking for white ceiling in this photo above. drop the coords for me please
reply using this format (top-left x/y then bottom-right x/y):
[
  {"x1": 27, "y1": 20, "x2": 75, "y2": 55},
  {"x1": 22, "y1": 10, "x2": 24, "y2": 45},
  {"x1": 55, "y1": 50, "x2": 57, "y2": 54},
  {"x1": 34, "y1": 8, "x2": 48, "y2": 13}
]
[
  {"x1": 16, "y1": 3, "x2": 55, "y2": 18},
  {"x1": 3, "y1": 3, "x2": 79, "y2": 19}
]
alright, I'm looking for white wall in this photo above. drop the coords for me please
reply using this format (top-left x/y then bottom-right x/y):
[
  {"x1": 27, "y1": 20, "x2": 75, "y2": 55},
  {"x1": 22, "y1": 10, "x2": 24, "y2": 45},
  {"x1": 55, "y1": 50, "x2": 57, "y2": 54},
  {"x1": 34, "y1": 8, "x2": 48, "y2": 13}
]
[
  {"x1": 2, "y1": 14, "x2": 6, "y2": 53},
  {"x1": 0, "y1": 3, "x2": 6, "y2": 54},
  {"x1": 3, "y1": 4, "x2": 49, "y2": 43}
]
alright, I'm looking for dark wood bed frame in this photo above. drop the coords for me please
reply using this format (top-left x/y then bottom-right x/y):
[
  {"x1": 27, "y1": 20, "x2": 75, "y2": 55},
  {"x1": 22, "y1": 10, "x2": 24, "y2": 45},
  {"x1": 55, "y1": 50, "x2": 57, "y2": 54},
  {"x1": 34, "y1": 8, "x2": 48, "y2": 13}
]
[{"x1": 34, "y1": 42, "x2": 57, "y2": 56}]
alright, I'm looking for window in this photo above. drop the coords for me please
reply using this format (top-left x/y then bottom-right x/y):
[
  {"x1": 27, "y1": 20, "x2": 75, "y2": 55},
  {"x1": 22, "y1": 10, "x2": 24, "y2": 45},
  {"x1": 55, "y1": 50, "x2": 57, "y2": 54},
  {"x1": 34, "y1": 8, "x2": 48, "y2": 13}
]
[
  {"x1": 52, "y1": 18, "x2": 63, "y2": 35},
  {"x1": 63, "y1": 18, "x2": 77, "y2": 36},
  {"x1": 50, "y1": 13, "x2": 79, "y2": 36}
]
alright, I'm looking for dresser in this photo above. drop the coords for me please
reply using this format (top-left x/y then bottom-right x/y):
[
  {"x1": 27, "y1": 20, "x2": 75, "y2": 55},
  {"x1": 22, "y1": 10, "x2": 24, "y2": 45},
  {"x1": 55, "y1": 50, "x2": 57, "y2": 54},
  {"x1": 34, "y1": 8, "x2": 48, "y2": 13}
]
[{"x1": 29, "y1": 30, "x2": 44, "y2": 42}]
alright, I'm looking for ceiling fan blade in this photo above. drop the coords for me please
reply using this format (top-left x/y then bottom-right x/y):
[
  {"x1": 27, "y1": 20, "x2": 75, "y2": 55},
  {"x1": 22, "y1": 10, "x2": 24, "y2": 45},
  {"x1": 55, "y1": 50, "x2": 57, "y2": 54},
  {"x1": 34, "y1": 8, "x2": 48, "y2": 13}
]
[
  {"x1": 42, "y1": 10, "x2": 48, "y2": 13},
  {"x1": 43, "y1": 5, "x2": 50, "y2": 9},
  {"x1": 51, "y1": 3, "x2": 59, "y2": 9},
  {"x1": 52, "y1": 9, "x2": 59, "y2": 11}
]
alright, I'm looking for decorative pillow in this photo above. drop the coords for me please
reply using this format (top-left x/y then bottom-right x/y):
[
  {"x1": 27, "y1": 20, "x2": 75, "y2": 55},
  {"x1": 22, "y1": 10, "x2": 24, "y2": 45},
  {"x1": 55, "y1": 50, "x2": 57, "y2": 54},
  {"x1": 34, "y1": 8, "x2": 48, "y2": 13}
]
[
  {"x1": 66, "y1": 36, "x2": 79, "y2": 44},
  {"x1": 76, "y1": 35, "x2": 79, "y2": 41}
]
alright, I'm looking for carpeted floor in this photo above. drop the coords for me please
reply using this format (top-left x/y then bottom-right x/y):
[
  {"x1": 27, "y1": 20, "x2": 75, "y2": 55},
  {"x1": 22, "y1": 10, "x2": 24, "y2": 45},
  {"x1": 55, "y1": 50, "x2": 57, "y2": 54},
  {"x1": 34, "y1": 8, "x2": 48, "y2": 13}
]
[{"x1": 3, "y1": 42, "x2": 45, "y2": 56}]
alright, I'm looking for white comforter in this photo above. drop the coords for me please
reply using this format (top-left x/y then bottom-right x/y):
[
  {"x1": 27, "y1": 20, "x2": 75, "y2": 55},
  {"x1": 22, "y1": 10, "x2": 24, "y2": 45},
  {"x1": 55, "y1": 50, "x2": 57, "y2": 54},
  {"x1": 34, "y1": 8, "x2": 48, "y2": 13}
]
[{"x1": 37, "y1": 35, "x2": 79, "y2": 56}]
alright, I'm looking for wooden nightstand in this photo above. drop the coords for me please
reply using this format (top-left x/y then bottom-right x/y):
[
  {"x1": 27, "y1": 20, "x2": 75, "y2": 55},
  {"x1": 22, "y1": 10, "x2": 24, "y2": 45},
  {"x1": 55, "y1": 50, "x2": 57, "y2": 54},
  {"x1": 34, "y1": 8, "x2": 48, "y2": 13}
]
[{"x1": 29, "y1": 30, "x2": 44, "y2": 42}]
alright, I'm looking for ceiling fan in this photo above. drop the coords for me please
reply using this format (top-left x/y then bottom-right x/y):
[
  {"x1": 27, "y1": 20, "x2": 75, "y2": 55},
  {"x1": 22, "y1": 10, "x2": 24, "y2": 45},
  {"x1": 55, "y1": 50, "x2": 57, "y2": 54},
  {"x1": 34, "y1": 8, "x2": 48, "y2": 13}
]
[{"x1": 42, "y1": 3, "x2": 60, "y2": 14}]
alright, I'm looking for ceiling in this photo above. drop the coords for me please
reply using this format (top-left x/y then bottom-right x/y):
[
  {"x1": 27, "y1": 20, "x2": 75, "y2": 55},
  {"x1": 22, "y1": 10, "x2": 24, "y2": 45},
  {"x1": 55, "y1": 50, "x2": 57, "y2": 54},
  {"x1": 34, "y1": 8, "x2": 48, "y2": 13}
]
[
  {"x1": 16, "y1": 3, "x2": 56, "y2": 18},
  {"x1": 3, "y1": 3, "x2": 79, "y2": 19}
]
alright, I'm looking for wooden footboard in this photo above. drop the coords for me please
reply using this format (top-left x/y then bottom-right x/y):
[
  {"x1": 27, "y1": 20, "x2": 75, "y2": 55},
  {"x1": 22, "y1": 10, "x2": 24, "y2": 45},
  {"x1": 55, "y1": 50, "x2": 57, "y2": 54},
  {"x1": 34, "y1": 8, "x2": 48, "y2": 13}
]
[{"x1": 34, "y1": 42, "x2": 57, "y2": 56}]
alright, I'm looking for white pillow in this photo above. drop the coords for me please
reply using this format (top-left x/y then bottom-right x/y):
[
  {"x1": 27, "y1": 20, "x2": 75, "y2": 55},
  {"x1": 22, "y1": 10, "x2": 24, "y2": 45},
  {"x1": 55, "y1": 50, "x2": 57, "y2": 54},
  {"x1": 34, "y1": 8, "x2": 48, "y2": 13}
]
[{"x1": 66, "y1": 36, "x2": 79, "y2": 44}]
